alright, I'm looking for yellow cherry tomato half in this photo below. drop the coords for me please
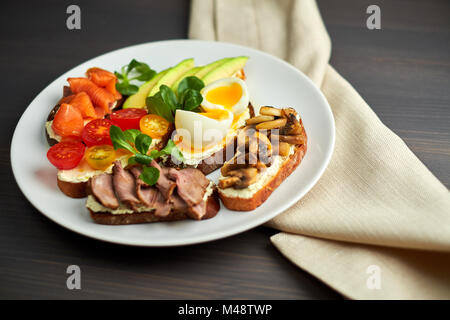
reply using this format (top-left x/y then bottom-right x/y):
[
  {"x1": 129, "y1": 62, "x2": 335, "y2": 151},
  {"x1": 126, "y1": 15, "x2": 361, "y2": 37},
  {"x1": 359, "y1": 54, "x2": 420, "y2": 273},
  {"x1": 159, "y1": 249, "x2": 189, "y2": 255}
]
[
  {"x1": 85, "y1": 145, "x2": 116, "y2": 170},
  {"x1": 139, "y1": 114, "x2": 170, "y2": 139}
]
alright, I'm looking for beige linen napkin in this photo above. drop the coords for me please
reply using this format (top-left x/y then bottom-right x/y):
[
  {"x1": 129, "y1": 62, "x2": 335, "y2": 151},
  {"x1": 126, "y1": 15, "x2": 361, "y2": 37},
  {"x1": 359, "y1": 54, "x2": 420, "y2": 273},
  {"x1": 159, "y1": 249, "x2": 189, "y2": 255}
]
[{"x1": 189, "y1": 0, "x2": 450, "y2": 299}]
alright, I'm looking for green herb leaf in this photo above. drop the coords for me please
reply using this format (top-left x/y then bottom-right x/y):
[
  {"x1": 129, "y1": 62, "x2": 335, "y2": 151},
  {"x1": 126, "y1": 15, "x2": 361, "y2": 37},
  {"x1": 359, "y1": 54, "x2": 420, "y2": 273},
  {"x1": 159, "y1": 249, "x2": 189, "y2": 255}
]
[
  {"x1": 127, "y1": 156, "x2": 137, "y2": 165},
  {"x1": 123, "y1": 129, "x2": 141, "y2": 145},
  {"x1": 115, "y1": 59, "x2": 156, "y2": 96},
  {"x1": 135, "y1": 69, "x2": 156, "y2": 82},
  {"x1": 110, "y1": 125, "x2": 183, "y2": 180},
  {"x1": 135, "y1": 134, "x2": 152, "y2": 155},
  {"x1": 109, "y1": 125, "x2": 136, "y2": 153},
  {"x1": 145, "y1": 76, "x2": 204, "y2": 122},
  {"x1": 114, "y1": 72, "x2": 124, "y2": 80},
  {"x1": 181, "y1": 89, "x2": 203, "y2": 110},
  {"x1": 116, "y1": 82, "x2": 138, "y2": 96},
  {"x1": 146, "y1": 93, "x2": 175, "y2": 123},
  {"x1": 134, "y1": 153, "x2": 153, "y2": 165},
  {"x1": 127, "y1": 59, "x2": 141, "y2": 73},
  {"x1": 177, "y1": 76, "x2": 204, "y2": 96},
  {"x1": 160, "y1": 85, "x2": 179, "y2": 112},
  {"x1": 139, "y1": 166, "x2": 160, "y2": 186},
  {"x1": 154, "y1": 139, "x2": 184, "y2": 162}
]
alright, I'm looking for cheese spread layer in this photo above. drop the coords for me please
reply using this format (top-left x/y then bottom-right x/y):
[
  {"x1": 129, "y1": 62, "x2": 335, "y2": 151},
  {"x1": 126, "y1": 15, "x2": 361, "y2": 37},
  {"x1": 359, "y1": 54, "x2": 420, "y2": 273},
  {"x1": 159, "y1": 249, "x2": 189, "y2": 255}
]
[{"x1": 218, "y1": 145, "x2": 295, "y2": 199}]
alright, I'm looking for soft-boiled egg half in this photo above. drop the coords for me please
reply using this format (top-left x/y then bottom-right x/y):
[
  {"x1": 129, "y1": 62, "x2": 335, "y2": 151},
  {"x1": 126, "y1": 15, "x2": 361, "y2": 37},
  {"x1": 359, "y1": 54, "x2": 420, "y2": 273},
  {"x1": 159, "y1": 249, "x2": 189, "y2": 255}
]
[
  {"x1": 174, "y1": 77, "x2": 250, "y2": 164},
  {"x1": 201, "y1": 77, "x2": 249, "y2": 115},
  {"x1": 175, "y1": 109, "x2": 233, "y2": 150}
]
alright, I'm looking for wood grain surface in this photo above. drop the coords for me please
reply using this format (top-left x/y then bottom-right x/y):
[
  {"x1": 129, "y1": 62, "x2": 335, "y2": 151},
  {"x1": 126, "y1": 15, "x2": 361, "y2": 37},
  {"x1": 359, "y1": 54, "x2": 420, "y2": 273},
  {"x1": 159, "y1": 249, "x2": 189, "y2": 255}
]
[{"x1": 1, "y1": 0, "x2": 448, "y2": 299}]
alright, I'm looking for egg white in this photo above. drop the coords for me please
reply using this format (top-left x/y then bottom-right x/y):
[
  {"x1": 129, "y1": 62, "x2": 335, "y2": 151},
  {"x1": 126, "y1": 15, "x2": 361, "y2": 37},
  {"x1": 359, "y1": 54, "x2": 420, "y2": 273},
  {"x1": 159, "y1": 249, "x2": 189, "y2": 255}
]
[{"x1": 174, "y1": 109, "x2": 233, "y2": 150}]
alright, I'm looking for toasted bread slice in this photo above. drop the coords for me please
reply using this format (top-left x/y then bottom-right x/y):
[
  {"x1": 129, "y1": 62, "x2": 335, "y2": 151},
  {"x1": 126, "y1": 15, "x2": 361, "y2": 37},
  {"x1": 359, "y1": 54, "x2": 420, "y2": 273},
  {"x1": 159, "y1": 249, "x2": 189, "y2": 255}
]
[
  {"x1": 87, "y1": 191, "x2": 220, "y2": 225},
  {"x1": 218, "y1": 117, "x2": 307, "y2": 211}
]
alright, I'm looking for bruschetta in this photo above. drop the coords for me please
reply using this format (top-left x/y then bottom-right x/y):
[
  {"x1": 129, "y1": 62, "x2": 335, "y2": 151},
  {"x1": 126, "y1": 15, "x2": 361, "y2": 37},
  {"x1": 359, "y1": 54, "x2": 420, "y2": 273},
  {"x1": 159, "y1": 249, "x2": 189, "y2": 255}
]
[
  {"x1": 217, "y1": 106, "x2": 307, "y2": 211},
  {"x1": 86, "y1": 161, "x2": 219, "y2": 225}
]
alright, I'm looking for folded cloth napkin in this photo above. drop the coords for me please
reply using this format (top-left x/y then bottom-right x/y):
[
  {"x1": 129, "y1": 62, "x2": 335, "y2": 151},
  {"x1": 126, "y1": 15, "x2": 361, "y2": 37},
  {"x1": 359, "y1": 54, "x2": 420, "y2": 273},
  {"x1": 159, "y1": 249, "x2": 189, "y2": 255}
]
[{"x1": 189, "y1": 0, "x2": 450, "y2": 299}]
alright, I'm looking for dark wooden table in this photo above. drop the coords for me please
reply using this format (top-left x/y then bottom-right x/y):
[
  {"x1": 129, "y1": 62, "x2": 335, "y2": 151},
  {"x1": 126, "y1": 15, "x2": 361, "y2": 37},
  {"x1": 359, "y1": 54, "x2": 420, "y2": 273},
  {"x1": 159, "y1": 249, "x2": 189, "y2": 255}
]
[{"x1": 1, "y1": 0, "x2": 448, "y2": 299}]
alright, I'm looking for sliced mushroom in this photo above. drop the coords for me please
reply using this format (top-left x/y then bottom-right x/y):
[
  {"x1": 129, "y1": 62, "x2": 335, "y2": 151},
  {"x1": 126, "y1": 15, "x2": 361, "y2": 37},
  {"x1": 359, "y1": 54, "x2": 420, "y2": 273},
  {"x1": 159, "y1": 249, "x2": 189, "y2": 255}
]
[
  {"x1": 256, "y1": 118, "x2": 287, "y2": 130},
  {"x1": 219, "y1": 176, "x2": 241, "y2": 189},
  {"x1": 281, "y1": 108, "x2": 298, "y2": 118},
  {"x1": 256, "y1": 161, "x2": 267, "y2": 171},
  {"x1": 248, "y1": 134, "x2": 259, "y2": 155},
  {"x1": 257, "y1": 141, "x2": 272, "y2": 164},
  {"x1": 221, "y1": 162, "x2": 246, "y2": 176},
  {"x1": 273, "y1": 142, "x2": 291, "y2": 156},
  {"x1": 221, "y1": 152, "x2": 258, "y2": 176},
  {"x1": 272, "y1": 134, "x2": 306, "y2": 145},
  {"x1": 280, "y1": 111, "x2": 302, "y2": 135},
  {"x1": 228, "y1": 168, "x2": 259, "y2": 189},
  {"x1": 260, "y1": 106, "x2": 282, "y2": 117},
  {"x1": 246, "y1": 115, "x2": 275, "y2": 125},
  {"x1": 236, "y1": 151, "x2": 258, "y2": 165},
  {"x1": 237, "y1": 130, "x2": 271, "y2": 152}
]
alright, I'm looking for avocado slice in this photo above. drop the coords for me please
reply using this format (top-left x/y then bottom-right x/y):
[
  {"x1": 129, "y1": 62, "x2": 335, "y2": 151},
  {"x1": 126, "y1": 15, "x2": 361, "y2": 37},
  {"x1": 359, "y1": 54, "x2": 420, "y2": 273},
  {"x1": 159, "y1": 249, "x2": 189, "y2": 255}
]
[
  {"x1": 202, "y1": 56, "x2": 249, "y2": 85},
  {"x1": 123, "y1": 68, "x2": 170, "y2": 109},
  {"x1": 171, "y1": 66, "x2": 202, "y2": 92},
  {"x1": 194, "y1": 57, "x2": 232, "y2": 80},
  {"x1": 148, "y1": 58, "x2": 195, "y2": 97}
]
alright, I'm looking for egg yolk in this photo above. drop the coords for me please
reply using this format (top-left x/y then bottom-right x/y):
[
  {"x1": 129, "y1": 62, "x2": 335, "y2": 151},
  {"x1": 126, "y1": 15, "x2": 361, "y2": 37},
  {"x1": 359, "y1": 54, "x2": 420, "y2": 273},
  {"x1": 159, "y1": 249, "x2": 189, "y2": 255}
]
[
  {"x1": 199, "y1": 109, "x2": 230, "y2": 120},
  {"x1": 205, "y1": 82, "x2": 242, "y2": 109}
]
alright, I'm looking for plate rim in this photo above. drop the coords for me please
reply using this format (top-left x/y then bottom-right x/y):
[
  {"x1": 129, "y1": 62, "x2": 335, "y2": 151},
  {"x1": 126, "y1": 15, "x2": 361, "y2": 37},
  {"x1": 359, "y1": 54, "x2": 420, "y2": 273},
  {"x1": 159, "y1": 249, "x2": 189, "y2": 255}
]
[{"x1": 10, "y1": 39, "x2": 335, "y2": 247}]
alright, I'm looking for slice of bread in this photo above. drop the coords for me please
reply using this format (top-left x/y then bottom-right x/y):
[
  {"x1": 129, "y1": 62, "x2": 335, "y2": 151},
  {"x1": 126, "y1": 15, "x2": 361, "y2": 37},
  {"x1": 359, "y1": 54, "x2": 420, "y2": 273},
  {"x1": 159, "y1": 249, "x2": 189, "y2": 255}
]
[
  {"x1": 218, "y1": 116, "x2": 307, "y2": 211},
  {"x1": 57, "y1": 179, "x2": 88, "y2": 199},
  {"x1": 88, "y1": 191, "x2": 220, "y2": 225}
]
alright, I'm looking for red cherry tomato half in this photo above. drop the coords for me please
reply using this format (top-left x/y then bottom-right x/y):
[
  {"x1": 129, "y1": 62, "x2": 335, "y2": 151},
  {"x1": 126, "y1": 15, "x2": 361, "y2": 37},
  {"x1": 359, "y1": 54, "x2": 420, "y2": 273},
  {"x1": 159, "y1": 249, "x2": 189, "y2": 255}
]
[
  {"x1": 110, "y1": 108, "x2": 147, "y2": 131},
  {"x1": 47, "y1": 141, "x2": 85, "y2": 170},
  {"x1": 82, "y1": 119, "x2": 114, "y2": 147}
]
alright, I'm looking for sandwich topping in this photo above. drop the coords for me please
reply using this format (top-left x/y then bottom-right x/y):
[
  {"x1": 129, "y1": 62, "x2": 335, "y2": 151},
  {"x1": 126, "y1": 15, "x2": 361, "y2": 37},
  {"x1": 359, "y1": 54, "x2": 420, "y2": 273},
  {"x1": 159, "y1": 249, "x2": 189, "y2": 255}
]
[
  {"x1": 218, "y1": 106, "x2": 306, "y2": 198},
  {"x1": 87, "y1": 161, "x2": 215, "y2": 220}
]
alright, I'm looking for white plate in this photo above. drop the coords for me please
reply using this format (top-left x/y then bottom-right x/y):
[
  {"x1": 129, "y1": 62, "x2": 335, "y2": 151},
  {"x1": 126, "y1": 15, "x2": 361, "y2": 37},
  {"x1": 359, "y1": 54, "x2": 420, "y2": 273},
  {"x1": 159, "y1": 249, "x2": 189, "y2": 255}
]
[{"x1": 11, "y1": 40, "x2": 334, "y2": 246}]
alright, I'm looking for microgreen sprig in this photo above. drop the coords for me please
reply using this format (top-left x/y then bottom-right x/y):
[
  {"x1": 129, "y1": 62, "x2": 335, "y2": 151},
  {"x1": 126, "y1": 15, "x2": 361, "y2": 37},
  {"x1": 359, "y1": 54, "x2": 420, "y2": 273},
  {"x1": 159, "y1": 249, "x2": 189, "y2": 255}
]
[
  {"x1": 115, "y1": 59, "x2": 156, "y2": 96},
  {"x1": 109, "y1": 125, "x2": 184, "y2": 185},
  {"x1": 146, "y1": 76, "x2": 205, "y2": 123}
]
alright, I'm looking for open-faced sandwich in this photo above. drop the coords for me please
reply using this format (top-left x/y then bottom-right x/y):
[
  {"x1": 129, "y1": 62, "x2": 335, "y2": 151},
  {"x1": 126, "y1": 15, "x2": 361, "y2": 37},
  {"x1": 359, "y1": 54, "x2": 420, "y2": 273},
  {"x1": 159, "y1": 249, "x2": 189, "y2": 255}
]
[
  {"x1": 217, "y1": 106, "x2": 307, "y2": 211},
  {"x1": 44, "y1": 55, "x2": 307, "y2": 224}
]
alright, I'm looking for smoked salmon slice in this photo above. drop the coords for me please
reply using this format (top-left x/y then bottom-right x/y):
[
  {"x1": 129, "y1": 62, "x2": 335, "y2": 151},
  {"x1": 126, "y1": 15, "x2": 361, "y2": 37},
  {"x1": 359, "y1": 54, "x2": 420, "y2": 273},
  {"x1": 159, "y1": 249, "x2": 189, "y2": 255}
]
[
  {"x1": 68, "y1": 77, "x2": 116, "y2": 113},
  {"x1": 86, "y1": 67, "x2": 122, "y2": 100},
  {"x1": 58, "y1": 94, "x2": 75, "y2": 105},
  {"x1": 52, "y1": 103, "x2": 84, "y2": 137},
  {"x1": 94, "y1": 107, "x2": 106, "y2": 119},
  {"x1": 69, "y1": 92, "x2": 97, "y2": 119}
]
